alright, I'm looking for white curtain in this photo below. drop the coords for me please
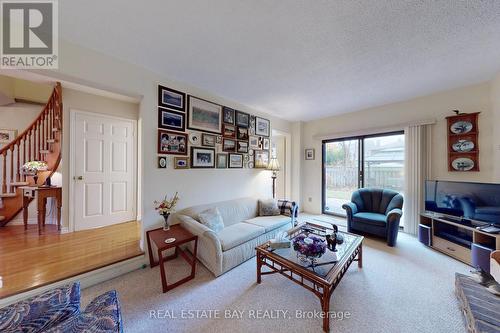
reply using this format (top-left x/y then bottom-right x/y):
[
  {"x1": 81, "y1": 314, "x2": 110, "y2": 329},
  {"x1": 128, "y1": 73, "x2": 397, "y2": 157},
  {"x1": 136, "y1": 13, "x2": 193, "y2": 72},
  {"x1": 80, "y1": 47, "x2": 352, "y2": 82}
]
[{"x1": 404, "y1": 124, "x2": 431, "y2": 235}]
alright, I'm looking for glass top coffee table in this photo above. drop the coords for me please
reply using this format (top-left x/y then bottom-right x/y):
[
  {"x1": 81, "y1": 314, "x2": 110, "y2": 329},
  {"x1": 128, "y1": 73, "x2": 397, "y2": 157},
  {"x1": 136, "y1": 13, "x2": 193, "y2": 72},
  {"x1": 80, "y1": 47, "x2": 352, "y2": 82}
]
[{"x1": 255, "y1": 222, "x2": 363, "y2": 332}]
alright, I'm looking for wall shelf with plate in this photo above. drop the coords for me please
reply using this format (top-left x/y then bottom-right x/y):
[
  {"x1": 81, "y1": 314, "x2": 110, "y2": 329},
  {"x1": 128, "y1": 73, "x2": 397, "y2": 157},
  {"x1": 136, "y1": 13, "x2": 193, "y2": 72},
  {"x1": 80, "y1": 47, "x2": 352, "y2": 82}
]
[{"x1": 446, "y1": 112, "x2": 480, "y2": 172}]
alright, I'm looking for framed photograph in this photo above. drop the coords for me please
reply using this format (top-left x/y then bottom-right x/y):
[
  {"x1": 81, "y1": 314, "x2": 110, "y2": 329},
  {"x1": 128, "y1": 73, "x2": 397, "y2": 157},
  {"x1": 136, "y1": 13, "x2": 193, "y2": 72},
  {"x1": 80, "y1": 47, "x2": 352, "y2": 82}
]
[
  {"x1": 223, "y1": 124, "x2": 236, "y2": 138},
  {"x1": 158, "y1": 85, "x2": 185, "y2": 112},
  {"x1": 158, "y1": 130, "x2": 188, "y2": 155},
  {"x1": 254, "y1": 150, "x2": 269, "y2": 168},
  {"x1": 255, "y1": 117, "x2": 270, "y2": 137},
  {"x1": 305, "y1": 148, "x2": 315, "y2": 160},
  {"x1": 237, "y1": 141, "x2": 249, "y2": 153},
  {"x1": 223, "y1": 138, "x2": 237, "y2": 152},
  {"x1": 237, "y1": 127, "x2": 249, "y2": 140},
  {"x1": 249, "y1": 116, "x2": 256, "y2": 135},
  {"x1": 158, "y1": 156, "x2": 168, "y2": 169},
  {"x1": 263, "y1": 138, "x2": 270, "y2": 150},
  {"x1": 174, "y1": 157, "x2": 189, "y2": 169},
  {"x1": 249, "y1": 136, "x2": 261, "y2": 150},
  {"x1": 202, "y1": 133, "x2": 216, "y2": 147},
  {"x1": 191, "y1": 147, "x2": 215, "y2": 168},
  {"x1": 216, "y1": 153, "x2": 227, "y2": 168},
  {"x1": 188, "y1": 96, "x2": 222, "y2": 134},
  {"x1": 216, "y1": 135, "x2": 223, "y2": 144},
  {"x1": 0, "y1": 129, "x2": 17, "y2": 143},
  {"x1": 228, "y1": 153, "x2": 244, "y2": 168},
  {"x1": 223, "y1": 107, "x2": 235, "y2": 125},
  {"x1": 158, "y1": 107, "x2": 185, "y2": 132},
  {"x1": 235, "y1": 111, "x2": 250, "y2": 128}
]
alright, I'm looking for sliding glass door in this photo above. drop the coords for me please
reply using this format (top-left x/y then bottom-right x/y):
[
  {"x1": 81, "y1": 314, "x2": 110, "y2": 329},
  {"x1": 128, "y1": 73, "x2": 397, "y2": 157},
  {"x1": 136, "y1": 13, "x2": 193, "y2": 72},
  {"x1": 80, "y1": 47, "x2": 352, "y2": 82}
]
[{"x1": 322, "y1": 132, "x2": 405, "y2": 217}]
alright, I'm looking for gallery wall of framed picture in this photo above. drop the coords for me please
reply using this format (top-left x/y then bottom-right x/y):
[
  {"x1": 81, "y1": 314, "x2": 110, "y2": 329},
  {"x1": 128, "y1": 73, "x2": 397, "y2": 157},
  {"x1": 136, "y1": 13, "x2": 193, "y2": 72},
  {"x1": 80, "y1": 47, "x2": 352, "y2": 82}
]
[{"x1": 156, "y1": 84, "x2": 272, "y2": 170}]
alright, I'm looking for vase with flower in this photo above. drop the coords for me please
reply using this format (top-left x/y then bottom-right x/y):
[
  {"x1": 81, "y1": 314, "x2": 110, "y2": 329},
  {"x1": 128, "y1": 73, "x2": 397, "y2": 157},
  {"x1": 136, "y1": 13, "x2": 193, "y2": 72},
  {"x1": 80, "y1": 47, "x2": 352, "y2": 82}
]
[{"x1": 154, "y1": 192, "x2": 179, "y2": 231}]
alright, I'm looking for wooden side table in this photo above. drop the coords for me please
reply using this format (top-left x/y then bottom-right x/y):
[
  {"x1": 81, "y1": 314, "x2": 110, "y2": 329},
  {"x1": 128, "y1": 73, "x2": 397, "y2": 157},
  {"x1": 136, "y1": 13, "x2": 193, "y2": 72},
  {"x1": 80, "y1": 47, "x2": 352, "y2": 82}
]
[
  {"x1": 21, "y1": 186, "x2": 62, "y2": 235},
  {"x1": 146, "y1": 225, "x2": 198, "y2": 293}
]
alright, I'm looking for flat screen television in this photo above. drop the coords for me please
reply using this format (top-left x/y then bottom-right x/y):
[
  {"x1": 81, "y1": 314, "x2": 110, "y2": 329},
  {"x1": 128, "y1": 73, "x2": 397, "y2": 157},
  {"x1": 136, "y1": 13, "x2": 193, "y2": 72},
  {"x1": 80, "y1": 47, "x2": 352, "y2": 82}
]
[{"x1": 425, "y1": 180, "x2": 500, "y2": 226}]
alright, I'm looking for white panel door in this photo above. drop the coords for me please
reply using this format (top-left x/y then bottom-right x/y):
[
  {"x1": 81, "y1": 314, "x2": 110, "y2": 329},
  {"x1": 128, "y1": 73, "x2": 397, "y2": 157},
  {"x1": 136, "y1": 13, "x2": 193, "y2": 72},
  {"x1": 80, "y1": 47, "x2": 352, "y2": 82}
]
[{"x1": 73, "y1": 112, "x2": 136, "y2": 231}]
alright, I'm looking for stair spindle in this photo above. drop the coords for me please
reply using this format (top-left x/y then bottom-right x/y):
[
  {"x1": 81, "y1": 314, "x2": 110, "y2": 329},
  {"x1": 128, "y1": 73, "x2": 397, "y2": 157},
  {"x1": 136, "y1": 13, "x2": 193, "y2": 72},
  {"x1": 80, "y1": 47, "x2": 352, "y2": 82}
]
[
  {"x1": 1, "y1": 152, "x2": 6, "y2": 193},
  {"x1": 9, "y1": 146, "x2": 14, "y2": 192},
  {"x1": 16, "y1": 141, "x2": 20, "y2": 182}
]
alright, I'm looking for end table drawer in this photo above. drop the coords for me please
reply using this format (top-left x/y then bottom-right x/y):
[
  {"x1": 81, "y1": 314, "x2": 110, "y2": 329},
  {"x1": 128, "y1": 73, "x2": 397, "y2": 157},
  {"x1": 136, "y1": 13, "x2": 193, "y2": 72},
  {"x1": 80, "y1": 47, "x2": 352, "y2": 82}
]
[{"x1": 432, "y1": 236, "x2": 470, "y2": 264}]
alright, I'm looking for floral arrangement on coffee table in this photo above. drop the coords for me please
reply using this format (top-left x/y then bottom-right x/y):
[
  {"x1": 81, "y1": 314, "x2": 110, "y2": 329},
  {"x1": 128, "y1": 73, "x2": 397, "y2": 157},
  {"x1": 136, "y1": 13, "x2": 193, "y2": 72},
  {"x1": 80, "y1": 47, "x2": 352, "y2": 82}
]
[{"x1": 292, "y1": 234, "x2": 327, "y2": 259}]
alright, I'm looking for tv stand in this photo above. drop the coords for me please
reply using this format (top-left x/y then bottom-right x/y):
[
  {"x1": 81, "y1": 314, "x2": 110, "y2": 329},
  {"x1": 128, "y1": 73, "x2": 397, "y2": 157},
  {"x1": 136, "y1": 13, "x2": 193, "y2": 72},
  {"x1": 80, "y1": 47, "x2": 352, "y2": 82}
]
[{"x1": 419, "y1": 213, "x2": 500, "y2": 272}]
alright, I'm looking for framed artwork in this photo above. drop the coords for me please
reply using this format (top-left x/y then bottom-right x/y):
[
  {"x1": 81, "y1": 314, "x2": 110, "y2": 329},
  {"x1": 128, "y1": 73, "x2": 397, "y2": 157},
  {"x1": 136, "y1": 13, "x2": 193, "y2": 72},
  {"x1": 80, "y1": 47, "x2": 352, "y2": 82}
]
[
  {"x1": 174, "y1": 157, "x2": 189, "y2": 169},
  {"x1": 223, "y1": 107, "x2": 235, "y2": 125},
  {"x1": 189, "y1": 132, "x2": 201, "y2": 145},
  {"x1": 216, "y1": 135, "x2": 223, "y2": 144},
  {"x1": 158, "y1": 85, "x2": 185, "y2": 112},
  {"x1": 158, "y1": 156, "x2": 168, "y2": 169},
  {"x1": 237, "y1": 127, "x2": 249, "y2": 140},
  {"x1": 158, "y1": 107, "x2": 185, "y2": 132},
  {"x1": 254, "y1": 150, "x2": 269, "y2": 168},
  {"x1": 0, "y1": 129, "x2": 17, "y2": 143},
  {"x1": 191, "y1": 147, "x2": 215, "y2": 168},
  {"x1": 263, "y1": 138, "x2": 270, "y2": 150},
  {"x1": 237, "y1": 141, "x2": 249, "y2": 153},
  {"x1": 229, "y1": 153, "x2": 244, "y2": 168},
  {"x1": 223, "y1": 138, "x2": 237, "y2": 152},
  {"x1": 202, "y1": 133, "x2": 216, "y2": 147},
  {"x1": 249, "y1": 116, "x2": 256, "y2": 135},
  {"x1": 158, "y1": 130, "x2": 188, "y2": 155},
  {"x1": 216, "y1": 153, "x2": 227, "y2": 168},
  {"x1": 255, "y1": 117, "x2": 270, "y2": 137},
  {"x1": 223, "y1": 124, "x2": 236, "y2": 138},
  {"x1": 249, "y1": 136, "x2": 261, "y2": 150},
  {"x1": 235, "y1": 111, "x2": 250, "y2": 128},
  {"x1": 305, "y1": 148, "x2": 315, "y2": 160},
  {"x1": 188, "y1": 96, "x2": 222, "y2": 134}
]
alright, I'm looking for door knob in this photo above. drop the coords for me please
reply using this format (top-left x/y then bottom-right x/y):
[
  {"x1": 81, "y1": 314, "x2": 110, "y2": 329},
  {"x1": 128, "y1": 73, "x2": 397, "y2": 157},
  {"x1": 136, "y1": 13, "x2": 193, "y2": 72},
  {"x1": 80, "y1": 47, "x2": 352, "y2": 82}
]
[{"x1": 73, "y1": 176, "x2": 83, "y2": 180}]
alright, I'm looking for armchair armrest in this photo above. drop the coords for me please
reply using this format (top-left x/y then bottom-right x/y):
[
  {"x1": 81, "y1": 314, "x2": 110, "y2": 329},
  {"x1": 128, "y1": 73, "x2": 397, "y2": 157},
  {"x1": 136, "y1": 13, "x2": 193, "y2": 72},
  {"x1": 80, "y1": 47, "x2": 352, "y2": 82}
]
[
  {"x1": 386, "y1": 208, "x2": 403, "y2": 224},
  {"x1": 277, "y1": 200, "x2": 299, "y2": 227},
  {"x1": 342, "y1": 202, "x2": 358, "y2": 217}
]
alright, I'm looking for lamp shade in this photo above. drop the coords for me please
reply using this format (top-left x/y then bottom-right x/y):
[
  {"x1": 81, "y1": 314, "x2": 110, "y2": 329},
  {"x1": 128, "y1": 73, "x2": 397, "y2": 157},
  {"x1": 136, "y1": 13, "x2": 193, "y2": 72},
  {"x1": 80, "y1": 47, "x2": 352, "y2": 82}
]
[{"x1": 267, "y1": 157, "x2": 280, "y2": 171}]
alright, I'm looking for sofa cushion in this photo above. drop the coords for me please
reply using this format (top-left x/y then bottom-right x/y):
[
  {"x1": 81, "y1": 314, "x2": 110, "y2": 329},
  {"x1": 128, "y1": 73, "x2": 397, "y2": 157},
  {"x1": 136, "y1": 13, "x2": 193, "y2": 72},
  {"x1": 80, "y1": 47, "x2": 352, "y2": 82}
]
[
  {"x1": 243, "y1": 215, "x2": 291, "y2": 232},
  {"x1": 176, "y1": 197, "x2": 258, "y2": 227},
  {"x1": 197, "y1": 207, "x2": 224, "y2": 232},
  {"x1": 0, "y1": 282, "x2": 80, "y2": 333},
  {"x1": 217, "y1": 223, "x2": 265, "y2": 251},
  {"x1": 258, "y1": 199, "x2": 280, "y2": 216},
  {"x1": 353, "y1": 212, "x2": 386, "y2": 227}
]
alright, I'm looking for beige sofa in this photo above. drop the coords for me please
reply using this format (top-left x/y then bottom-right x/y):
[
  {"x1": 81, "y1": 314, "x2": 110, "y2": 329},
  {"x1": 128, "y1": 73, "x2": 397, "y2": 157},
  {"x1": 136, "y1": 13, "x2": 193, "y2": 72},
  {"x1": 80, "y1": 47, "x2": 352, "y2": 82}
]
[{"x1": 175, "y1": 197, "x2": 297, "y2": 277}]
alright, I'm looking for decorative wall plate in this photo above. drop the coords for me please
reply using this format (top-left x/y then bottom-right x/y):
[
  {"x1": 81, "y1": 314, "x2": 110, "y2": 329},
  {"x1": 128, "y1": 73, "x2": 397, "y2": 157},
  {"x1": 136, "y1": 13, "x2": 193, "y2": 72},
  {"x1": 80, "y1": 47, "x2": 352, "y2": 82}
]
[
  {"x1": 450, "y1": 121, "x2": 473, "y2": 134},
  {"x1": 189, "y1": 132, "x2": 201, "y2": 145},
  {"x1": 452, "y1": 139, "x2": 474, "y2": 152},
  {"x1": 247, "y1": 161, "x2": 254, "y2": 168},
  {"x1": 451, "y1": 157, "x2": 474, "y2": 171}
]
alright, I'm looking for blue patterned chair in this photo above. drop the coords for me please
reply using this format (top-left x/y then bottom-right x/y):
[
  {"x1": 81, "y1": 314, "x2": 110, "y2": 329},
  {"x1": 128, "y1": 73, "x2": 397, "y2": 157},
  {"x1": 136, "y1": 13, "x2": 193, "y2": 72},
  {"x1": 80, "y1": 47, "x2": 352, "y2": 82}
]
[
  {"x1": 342, "y1": 188, "x2": 403, "y2": 247},
  {"x1": 0, "y1": 282, "x2": 123, "y2": 333}
]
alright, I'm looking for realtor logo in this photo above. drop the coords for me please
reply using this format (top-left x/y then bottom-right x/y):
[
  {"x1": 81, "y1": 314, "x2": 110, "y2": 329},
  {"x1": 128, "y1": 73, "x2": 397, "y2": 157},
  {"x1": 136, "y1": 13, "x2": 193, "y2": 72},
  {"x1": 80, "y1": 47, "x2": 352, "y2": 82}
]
[{"x1": 1, "y1": 0, "x2": 58, "y2": 68}]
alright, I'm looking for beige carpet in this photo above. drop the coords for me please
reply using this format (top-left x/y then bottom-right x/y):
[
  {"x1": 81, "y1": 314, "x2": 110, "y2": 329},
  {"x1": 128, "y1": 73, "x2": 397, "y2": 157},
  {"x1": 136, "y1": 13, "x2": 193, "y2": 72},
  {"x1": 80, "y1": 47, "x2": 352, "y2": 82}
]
[{"x1": 82, "y1": 230, "x2": 470, "y2": 333}]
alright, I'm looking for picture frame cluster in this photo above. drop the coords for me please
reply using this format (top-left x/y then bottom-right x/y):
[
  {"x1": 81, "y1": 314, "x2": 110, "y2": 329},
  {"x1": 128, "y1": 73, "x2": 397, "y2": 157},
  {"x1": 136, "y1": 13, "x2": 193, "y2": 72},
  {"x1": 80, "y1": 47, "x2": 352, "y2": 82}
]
[{"x1": 157, "y1": 84, "x2": 271, "y2": 169}]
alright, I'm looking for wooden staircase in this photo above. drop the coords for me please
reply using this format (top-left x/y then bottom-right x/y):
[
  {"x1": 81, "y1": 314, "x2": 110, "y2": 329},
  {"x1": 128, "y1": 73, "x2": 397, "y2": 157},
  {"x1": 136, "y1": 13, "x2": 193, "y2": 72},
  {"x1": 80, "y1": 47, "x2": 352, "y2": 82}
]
[{"x1": 0, "y1": 83, "x2": 62, "y2": 226}]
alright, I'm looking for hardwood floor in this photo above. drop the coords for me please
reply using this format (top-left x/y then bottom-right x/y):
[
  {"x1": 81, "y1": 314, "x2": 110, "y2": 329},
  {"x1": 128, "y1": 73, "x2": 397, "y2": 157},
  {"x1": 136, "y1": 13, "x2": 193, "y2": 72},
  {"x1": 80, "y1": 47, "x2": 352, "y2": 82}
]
[{"x1": 0, "y1": 221, "x2": 143, "y2": 299}]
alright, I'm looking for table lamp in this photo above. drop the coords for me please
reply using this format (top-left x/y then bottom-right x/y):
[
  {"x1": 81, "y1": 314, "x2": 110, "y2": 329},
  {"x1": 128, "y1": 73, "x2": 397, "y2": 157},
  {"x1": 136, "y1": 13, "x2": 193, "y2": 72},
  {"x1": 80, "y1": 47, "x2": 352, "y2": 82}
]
[
  {"x1": 21, "y1": 161, "x2": 48, "y2": 186},
  {"x1": 267, "y1": 157, "x2": 280, "y2": 198}
]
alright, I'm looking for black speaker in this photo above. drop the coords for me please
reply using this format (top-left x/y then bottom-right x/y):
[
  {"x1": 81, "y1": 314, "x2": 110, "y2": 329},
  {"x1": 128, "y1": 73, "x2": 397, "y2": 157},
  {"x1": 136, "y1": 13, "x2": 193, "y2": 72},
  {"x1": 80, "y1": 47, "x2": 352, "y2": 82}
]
[{"x1": 418, "y1": 224, "x2": 432, "y2": 246}]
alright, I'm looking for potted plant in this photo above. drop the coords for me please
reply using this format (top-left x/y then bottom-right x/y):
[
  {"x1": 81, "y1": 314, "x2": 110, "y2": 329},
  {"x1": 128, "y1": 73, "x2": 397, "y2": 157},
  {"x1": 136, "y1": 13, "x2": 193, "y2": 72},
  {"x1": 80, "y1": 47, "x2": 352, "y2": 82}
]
[{"x1": 154, "y1": 192, "x2": 179, "y2": 231}]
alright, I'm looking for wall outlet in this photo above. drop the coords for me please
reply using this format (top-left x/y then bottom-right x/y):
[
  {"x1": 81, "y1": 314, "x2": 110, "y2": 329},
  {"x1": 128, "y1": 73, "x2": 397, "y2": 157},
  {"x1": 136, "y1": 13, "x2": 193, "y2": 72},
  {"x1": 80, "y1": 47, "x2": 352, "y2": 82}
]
[{"x1": 308, "y1": 197, "x2": 312, "y2": 202}]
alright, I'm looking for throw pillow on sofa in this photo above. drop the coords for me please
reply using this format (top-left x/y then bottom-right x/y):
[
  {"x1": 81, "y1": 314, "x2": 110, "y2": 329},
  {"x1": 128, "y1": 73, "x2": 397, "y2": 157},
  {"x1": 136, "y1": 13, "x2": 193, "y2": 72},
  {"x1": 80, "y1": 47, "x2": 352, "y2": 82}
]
[
  {"x1": 197, "y1": 207, "x2": 225, "y2": 232},
  {"x1": 259, "y1": 199, "x2": 280, "y2": 216}
]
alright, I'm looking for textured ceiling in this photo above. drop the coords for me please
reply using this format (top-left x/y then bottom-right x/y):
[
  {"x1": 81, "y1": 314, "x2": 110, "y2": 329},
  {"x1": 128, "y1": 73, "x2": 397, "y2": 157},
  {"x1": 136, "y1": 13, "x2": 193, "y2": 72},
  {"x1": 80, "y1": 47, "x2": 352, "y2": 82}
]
[{"x1": 60, "y1": 0, "x2": 500, "y2": 121}]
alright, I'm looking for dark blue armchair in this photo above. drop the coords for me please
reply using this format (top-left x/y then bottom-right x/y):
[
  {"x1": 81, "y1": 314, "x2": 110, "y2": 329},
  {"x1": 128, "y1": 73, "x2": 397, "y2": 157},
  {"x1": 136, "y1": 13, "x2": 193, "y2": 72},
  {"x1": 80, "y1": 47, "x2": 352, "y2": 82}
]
[{"x1": 342, "y1": 188, "x2": 403, "y2": 247}]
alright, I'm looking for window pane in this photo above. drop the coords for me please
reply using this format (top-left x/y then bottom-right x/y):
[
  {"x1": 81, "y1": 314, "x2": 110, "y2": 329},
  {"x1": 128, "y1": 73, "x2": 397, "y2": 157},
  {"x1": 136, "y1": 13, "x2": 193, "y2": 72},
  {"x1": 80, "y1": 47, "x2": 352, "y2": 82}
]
[
  {"x1": 363, "y1": 134, "x2": 405, "y2": 196},
  {"x1": 324, "y1": 139, "x2": 359, "y2": 216}
]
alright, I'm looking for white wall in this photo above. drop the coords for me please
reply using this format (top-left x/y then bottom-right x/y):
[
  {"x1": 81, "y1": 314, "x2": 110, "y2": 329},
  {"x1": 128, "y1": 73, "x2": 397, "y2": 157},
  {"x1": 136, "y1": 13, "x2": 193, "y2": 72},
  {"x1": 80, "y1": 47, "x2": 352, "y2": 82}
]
[
  {"x1": 301, "y1": 82, "x2": 495, "y2": 213},
  {"x1": 36, "y1": 40, "x2": 295, "y2": 235}
]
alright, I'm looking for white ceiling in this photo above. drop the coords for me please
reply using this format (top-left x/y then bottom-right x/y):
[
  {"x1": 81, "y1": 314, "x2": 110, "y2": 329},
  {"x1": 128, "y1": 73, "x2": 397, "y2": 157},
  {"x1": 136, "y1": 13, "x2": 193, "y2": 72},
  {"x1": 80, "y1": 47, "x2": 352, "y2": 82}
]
[{"x1": 60, "y1": 1, "x2": 500, "y2": 121}]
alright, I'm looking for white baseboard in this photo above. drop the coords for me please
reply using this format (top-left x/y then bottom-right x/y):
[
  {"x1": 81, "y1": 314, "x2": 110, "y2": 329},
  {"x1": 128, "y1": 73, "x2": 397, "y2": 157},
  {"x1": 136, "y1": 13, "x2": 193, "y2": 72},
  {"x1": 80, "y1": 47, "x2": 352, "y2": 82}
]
[{"x1": 0, "y1": 254, "x2": 147, "y2": 308}]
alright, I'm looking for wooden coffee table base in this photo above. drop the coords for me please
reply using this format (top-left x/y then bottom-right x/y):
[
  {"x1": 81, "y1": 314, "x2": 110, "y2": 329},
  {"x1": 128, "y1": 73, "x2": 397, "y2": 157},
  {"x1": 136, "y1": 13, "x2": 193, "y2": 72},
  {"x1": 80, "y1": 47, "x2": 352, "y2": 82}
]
[{"x1": 256, "y1": 243, "x2": 362, "y2": 332}]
